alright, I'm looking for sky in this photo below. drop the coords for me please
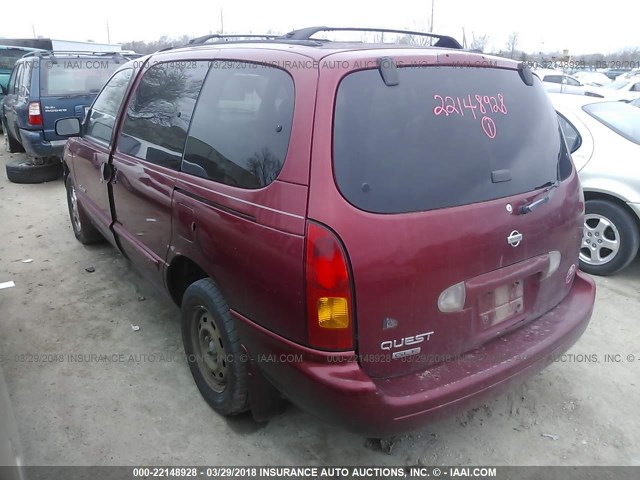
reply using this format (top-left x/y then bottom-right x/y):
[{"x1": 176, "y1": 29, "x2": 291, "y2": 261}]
[{"x1": 2, "y1": 0, "x2": 639, "y2": 55}]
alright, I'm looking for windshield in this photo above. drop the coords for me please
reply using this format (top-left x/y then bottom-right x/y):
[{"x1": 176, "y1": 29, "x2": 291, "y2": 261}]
[
  {"x1": 40, "y1": 58, "x2": 121, "y2": 96},
  {"x1": 604, "y1": 79, "x2": 629, "y2": 90},
  {"x1": 583, "y1": 101, "x2": 640, "y2": 144},
  {"x1": 333, "y1": 66, "x2": 564, "y2": 214}
]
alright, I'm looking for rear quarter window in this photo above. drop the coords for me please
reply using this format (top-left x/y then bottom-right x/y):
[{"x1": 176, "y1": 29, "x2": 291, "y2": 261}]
[
  {"x1": 182, "y1": 61, "x2": 294, "y2": 189},
  {"x1": 333, "y1": 66, "x2": 564, "y2": 214}
]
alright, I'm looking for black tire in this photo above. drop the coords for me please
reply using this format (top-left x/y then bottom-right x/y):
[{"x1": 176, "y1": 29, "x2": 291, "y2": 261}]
[
  {"x1": 580, "y1": 199, "x2": 640, "y2": 276},
  {"x1": 5, "y1": 158, "x2": 62, "y2": 183},
  {"x1": 2, "y1": 120, "x2": 24, "y2": 154},
  {"x1": 65, "y1": 175, "x2": 104, "y2": 244},
  {"x1": 181, "y1": 278, "x2": 248, "y2": 416}
]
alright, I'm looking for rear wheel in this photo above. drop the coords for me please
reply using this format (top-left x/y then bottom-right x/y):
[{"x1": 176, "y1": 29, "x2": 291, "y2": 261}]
[
  {"x1": 181, "y1": 278, "x2": 248, "y2": 416},
  {"x1": 5, "y1": 158, "x2": 62, "y2": 183},
  {"x1": 65, "y1": 175, "x2": 104, "y2": 244},
  {"x1": 580, "y1": 199, "x2": 640, "y2": 275}
]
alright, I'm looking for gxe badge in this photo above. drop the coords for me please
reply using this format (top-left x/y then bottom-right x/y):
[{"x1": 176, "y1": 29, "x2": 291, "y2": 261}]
[{"x1": 507, "y1": 230, "x2": 522, "y2": 247}]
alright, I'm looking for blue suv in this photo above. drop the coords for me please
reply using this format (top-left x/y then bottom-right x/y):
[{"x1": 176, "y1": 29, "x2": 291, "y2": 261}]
[{"x1": 1, "y1": 51, "x2": 127, "y2": 183}]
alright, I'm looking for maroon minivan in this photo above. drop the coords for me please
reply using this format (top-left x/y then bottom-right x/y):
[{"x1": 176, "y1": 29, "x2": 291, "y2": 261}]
[{"x1": 55, "y1": 27, "x2": 596, "y2": 436}]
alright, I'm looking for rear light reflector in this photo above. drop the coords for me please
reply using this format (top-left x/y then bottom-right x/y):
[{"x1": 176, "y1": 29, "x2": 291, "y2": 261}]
[
  {"x1": 28, "y1": 102, "x2": 43, "y2": 126},
  {"x1": 305, "y1": 222, "x2": 354, "y2": 350},
  {"x1": 541, "y1": 251, "x2": 562, "y2": 279},
  {"x1": 438, "y1": 281, "x2": 466, "y2": 312}
]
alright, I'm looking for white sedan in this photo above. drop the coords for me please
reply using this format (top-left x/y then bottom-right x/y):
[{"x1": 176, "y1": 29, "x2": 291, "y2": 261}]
[
  {"x1": 550, "y1": 93, "x2": 640, "y2": 275},
  {"x1": 596, "y1": 77, "x2": 640, "y2": 101},
  {"x1": 572, "y1": 71, "x2": 612, "y2": 87}
]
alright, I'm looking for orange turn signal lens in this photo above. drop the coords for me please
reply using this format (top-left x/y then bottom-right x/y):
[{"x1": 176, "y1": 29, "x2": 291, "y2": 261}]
[{"x1": 317, "y1": 297, "x2": 349, "y2": 329}]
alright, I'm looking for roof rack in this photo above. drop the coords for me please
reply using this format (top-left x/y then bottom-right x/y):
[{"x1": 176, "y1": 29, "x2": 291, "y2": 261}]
[
  {"x1": 283, "y1": 26, "x2": 463, "y2": 49},
  {"x1": 189, "y1": 34, "x2": 280, "y2": 45}
]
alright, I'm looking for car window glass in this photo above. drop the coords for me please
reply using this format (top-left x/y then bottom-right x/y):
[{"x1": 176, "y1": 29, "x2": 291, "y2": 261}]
[
  {"x1": 39, "y1": 58, "x2": 121, "y2": 96},
  {"x1": 557, "y1": 114, "x2": 582, "y2": 153},
  {"x1": 583, "y1": 101, "x2": 640, "y2": 144},
  {"x1": 118, "y1": 61, "x2": 208, "y2": 170},
  {"x1": 565, "y1": 77, "x2": 581, "y2": 86},
  {"x1": 85, "y1": 69, "x2": 134, "y2": 145},
  {"x1": 182, "y1": 61, "x2": 294, "y2": 188},
  {"x1": 544, "y1": 75, "x2": 562, "y2": 84},
  {"x1": 333, "y1": 67, "x2": 564, "y2": 213},
  {"x1": 7, "y1": 65, "x2": 18, "y2": 94},
  {"x1": 19, "y1": 62, "x2": 32, "y2": 95},
  {"x1": 13, "y1": 64, "x2": 23, "y2": 94},
  {"x1": 631, "y1": 83, "x2": 640, "y2": 92}
]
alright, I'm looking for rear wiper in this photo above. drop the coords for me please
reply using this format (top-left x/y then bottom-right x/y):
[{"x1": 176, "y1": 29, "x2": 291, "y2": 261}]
[{"x1": 519, "y1": 181, "x2": 559, "y2": 215}]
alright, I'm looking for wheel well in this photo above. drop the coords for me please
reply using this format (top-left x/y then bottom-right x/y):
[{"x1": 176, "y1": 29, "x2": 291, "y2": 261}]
[
  {"x1": 583, "y1": 191, "x2": 640, "y2": 232},
  {"x1": 166, "y1": 256, "x2": 208, "y2": 306}
]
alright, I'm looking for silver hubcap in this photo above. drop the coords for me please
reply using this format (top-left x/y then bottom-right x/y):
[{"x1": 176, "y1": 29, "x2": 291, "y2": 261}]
[
  {"x1": 580, "y1": 214, "x2": 620, "y2": 266},
  {"x1": 193, "y1": 307, "x2": 227, "y2": 393},
  {"x1": 69, "y1": 186, "x2": 81, "y2": 232}
]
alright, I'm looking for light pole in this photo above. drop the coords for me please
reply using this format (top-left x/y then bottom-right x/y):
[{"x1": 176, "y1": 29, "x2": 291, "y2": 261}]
[{"x1": 430, "y1": 0, "x2": 434, "y2": 32}]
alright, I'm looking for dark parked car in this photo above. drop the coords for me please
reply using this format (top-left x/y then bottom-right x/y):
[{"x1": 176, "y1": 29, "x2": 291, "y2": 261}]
[
  {"x1": 0, "y1": 45, "x2": 44, "y2": 132},
  {"x1": 54, "y1": 27, "x2": 596, "y2": 436},
  {"x1": 1, "y1": 50, "x2": 127, "y2": 183}
]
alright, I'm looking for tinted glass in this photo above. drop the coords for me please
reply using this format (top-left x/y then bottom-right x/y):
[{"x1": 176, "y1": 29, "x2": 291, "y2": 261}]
[
  {"x1": 557, "y1": 114, "x2": 582, "y2": 153},
  {"x1": 565, "y1": 77, "x2": 581, "y2": 86},
  {"x1": 118, "y1": 62, "x2": 208, "y2": 170},
  {"x1": 334, "y1": 67, "x2": 563, "y2": 214},
  {"x1": 182, "y1": 61, "x2": 294, "y2": 188},
  {"x1": 85, "y1": 69, "x2": 133, "y2": 144},
  {"x1": 40, "y1": 58, "x2": 121, "y2": 96},
  {"x1": 583, "y1": 101, "x2": 640, "y2": 144}
]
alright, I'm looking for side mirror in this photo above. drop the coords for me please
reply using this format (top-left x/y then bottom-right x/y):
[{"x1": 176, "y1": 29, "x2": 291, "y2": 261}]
[{"x1": 55, "y1": 117, "x2": 81, "y2": 137}]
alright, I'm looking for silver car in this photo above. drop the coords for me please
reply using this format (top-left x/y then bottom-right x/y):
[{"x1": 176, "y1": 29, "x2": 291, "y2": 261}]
[{"x1": 551, "y1": 93, "x2": 640, "y2": 275}]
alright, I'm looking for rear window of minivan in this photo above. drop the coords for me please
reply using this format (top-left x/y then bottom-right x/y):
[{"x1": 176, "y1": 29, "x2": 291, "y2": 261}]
[
  {"x1": 40, "y1": 59, "x2": 120, "y2": 96},
  {"x1": 333, "y1": 66, "x2": 564, "y2": 214}
]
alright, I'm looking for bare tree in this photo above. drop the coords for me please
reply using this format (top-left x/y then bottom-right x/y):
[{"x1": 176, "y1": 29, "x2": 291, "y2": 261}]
[
  {"x1": 506, "y1": 32, "x2": 519, "y2": 59},
  {"x1": 470, "y1": 33, "x2": 489, "y2": 52}
]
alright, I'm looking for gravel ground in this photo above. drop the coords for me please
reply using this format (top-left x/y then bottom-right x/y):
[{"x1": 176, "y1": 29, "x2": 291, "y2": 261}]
[{"x1": 1, "y1": 140, "x2": 639, "y2": 466}]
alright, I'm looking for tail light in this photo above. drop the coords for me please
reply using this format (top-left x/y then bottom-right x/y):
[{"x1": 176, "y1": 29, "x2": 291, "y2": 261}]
[
  {"x1": 28, "y1": 102, "x2": 42, "y2": 126},
  {"x1": 305, "y1": 222, "x2": 354, "y2": 350}
]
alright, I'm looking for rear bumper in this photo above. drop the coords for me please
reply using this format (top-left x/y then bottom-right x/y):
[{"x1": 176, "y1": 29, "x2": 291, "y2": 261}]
[
  {"x1": 235, "y1": 271, "x2": 596, "y2": 437},
  {"x1": 18, "y1": 128, "x2": 66, "y2": 158}
]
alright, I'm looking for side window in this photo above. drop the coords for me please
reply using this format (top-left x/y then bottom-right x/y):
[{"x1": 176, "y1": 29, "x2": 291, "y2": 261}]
[
  {"x1": 557, "y1": 113, "x2": 582, "y2": 153},
  {"x1": 565, "y1": 76, "x2": 581, "y2": 86},
  {"x1": 12, "y1": 64, "x2": 23, "y2": 94},
  {"x1": 117, "y1": 61, "x2": 208, "y2": 170},
  {"x1": 544, "y1": 75, "x2": 562, "y2": 84},
  {"x1": 7, "y1": 66, "x2": 18, "y2": 94},
  {"x1": 19, "y1": 62, "x2": 32, "y2": 96},
  {"x1": 85, "y1": 69, "x2": 134, "y2": 145},
  {"x1": 182, "y1": 61, "x2": 294, "y2": 189},
  {"x1": 631, "y1": 82, "x2": 640, "y2": 92}
]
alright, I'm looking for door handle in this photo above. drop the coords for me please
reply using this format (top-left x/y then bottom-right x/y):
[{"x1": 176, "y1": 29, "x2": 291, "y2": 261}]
[{"x1": 99, "y1": 163, "x2": 116, "y2": 183}]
